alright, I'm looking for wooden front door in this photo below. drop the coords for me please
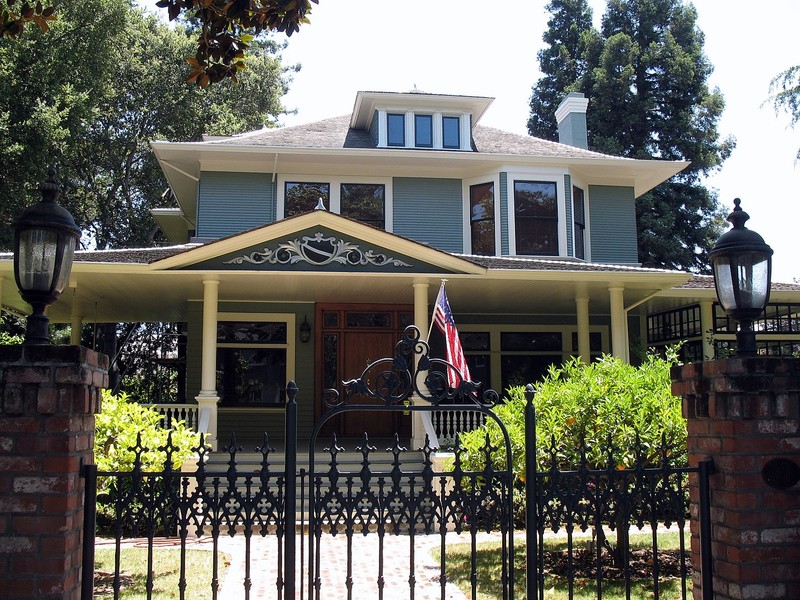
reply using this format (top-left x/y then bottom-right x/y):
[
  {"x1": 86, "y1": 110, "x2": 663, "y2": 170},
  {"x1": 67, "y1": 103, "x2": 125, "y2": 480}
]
[{"x1": 316, "y1": 304, "x2": 413, "y2": 439}]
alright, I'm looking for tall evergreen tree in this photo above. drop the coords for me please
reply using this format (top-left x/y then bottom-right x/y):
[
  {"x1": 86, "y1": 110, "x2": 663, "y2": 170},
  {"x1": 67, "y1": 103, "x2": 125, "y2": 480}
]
[
  {"x1": 528, "y1": 0, "x2": 594, "y2": 140},
  {"x1": 528, "y1": 0, "x2": 734, "y2": 272}
]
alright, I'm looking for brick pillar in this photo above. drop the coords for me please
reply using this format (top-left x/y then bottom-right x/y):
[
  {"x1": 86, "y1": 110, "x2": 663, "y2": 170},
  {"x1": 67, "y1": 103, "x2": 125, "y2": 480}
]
[
  {"x1": 0, "y1": 345, "x2": 108, "y2": 600},
  {"x1": 672, "y1": 357, "x2": 800, "y2": 600}
]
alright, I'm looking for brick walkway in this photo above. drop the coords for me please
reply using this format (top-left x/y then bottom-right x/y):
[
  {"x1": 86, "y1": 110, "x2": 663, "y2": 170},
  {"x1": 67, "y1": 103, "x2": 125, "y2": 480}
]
[{"x1": 97, "y1": 531, "x2": 503, "y2": 599}]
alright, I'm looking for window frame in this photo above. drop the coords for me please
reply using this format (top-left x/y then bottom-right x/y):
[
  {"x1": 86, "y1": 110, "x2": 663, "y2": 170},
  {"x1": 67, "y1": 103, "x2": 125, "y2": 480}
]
[
  {"x1": 387, "y1": 113, "x2": 406, "y2": 147},
  {"x1": 283, "y1": 181, "x2": 331, "y2": 218},
  {"x1": 215, "y1": 312, "x2": 296, "y2": 409},
  {"x1": 507, "y1": 171, "x2": 567, "y2": 257},
  {"x1": 339, "y1": 183, "x2": 386, "y2": 228},
  {"x1": 572, "y1": 184, "x2": 586, "y2": 260},
  {"x1": 277, "y1": 175, "x2": 394, "y2": 231},
  {"x1": 442, "y1": 115, "x2": 461, "y2": 149},
  {"x1": 414, "y1": 114, "x2": 433, "y2": 148}
]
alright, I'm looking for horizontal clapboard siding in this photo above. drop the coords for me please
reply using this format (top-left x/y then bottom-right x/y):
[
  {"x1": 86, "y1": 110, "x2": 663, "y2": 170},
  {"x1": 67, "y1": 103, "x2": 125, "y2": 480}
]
[
  {"x1": 197, "y1": 171, "x2": 274, "y2": 238},
  {"x1": 393, "y1": 177, "x2": 463, "y2": 252},
  {"x1": 588, "y1": 185, "x2": 638, "y2": 264}
]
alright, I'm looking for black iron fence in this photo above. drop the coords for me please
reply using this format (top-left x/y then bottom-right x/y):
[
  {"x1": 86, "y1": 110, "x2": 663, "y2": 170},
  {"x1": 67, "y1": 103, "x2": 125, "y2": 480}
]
[{"x1": 81, "y1": 326, "x2": 712, "y2": 600}]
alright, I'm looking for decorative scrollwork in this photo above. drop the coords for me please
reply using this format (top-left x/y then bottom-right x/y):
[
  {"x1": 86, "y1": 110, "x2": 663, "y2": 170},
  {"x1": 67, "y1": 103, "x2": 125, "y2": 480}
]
[
  {"x1": 223, "y1": 232, "x2": 412, "y2": 268},
  {"x1": 325, "y1": 325, "x2": 500, "y2": 409}
]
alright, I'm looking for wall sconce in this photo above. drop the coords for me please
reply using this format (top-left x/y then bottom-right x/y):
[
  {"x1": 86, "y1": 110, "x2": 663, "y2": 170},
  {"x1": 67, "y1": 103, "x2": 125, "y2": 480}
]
[
  {"x1": 13, "y1": 170, "x2": 81, "y2": 345},
  {"x1": 299, "y1": 316, "x2": 311, "y2": 344},
  {"x1": 709, "y1": 198, "x2": 773, "y2": 356}
]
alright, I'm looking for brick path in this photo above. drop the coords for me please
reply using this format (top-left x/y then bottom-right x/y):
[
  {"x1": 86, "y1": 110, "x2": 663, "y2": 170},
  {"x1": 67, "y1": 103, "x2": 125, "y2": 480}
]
[{"x1": 97, "y1": 531, "x2": 503, "y2": 599}]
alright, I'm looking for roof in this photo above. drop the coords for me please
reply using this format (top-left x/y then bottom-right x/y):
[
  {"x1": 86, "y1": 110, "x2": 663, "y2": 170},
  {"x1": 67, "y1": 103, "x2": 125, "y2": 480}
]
[{"x1": 203, "y1": 115, "x2": 618, "y2": 161}]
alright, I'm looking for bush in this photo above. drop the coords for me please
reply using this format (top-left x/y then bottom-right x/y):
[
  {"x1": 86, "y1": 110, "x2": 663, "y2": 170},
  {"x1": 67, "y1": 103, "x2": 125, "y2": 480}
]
[
  {"x1": 457, "y1": 351, "x2": 687, "y2": 560},
  {"x1": 94, "y1": 390, "x2": 200, "y2": 534}
]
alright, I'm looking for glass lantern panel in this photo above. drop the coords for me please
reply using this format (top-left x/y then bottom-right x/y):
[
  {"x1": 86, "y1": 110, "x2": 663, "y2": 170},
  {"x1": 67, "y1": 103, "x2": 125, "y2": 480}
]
[
  {"x1": 53, "y1": 235, "x2": 77, "y2": 295},
  {"x1": 713, "y1": 256, "x2": 736, "y2": 312},
  {"x1": 734, "y1": 253, "x2": 770, "y2": 310},
  {"x1": 17, "y1": 229, "x2": 58, "y2": 292}
]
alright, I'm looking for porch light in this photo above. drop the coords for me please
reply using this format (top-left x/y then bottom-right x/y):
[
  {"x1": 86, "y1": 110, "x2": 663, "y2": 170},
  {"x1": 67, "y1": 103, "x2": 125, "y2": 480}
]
[
  {"x1": 13, "y1": 170, "x2": 81, "y2": 345},
  {"x1": 299, "y1": 316, "x2": 311, "y2": 343},
  {"x1": 709, "y1": 198, "x2": 773, "y2": 356}
]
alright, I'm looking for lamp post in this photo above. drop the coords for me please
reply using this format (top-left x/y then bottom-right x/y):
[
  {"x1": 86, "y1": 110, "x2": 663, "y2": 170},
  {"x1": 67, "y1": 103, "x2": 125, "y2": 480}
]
[
  {"x1": 709, "y1": 198, "x2": 773, "y2": 356},
  {"x1": 13, "y1": 170, "x2": 81, "y2": 345}
]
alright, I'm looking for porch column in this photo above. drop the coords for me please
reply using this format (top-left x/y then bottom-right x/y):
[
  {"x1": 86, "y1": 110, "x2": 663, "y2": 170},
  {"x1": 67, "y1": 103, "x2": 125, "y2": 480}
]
[
  {"x1": 70, "y1": 286, "x2": 82, "y2": 346},
  {"x1": 196, "y1": 278, "x2": 220, "y2": 448},
  {"x1": 412, "y1": 282, "x2": 436, "y2": 449},
  {"x1": 575, "y1": 296, "x2": 590, "y2": 364},
  {"x1": 608, "y1": 285, "x2": 627, "y2": 361},
  {"x1": 700, "y1": 299, "x2": 715, "y2": 360}
]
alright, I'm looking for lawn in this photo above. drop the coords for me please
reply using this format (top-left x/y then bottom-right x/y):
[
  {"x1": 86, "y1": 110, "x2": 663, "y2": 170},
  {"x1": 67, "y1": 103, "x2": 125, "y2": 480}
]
[
  {"x1": 94, "y1": 547, "x2": 230, "y2": 599},
  {"x1": 439, "y1": 531, "x2": 691, "y2": 600}
]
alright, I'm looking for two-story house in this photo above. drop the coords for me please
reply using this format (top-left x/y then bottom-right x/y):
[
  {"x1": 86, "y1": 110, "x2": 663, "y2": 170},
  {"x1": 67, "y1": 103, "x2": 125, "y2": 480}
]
[{"x1": 3, "y1": 90, "x2": 799, "y2": 448}]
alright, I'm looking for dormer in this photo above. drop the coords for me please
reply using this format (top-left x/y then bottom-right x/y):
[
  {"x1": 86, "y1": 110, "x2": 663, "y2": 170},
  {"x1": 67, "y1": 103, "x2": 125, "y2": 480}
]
[{"x1": 350, "y1": 91, "x2": 493, "y2": 151}]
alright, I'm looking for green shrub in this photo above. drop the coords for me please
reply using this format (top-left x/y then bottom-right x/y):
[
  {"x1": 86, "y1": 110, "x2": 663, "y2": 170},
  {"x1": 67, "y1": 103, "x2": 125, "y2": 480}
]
[
  {"x1": 94, "y1": 390, "x2": 200, "y2": 534},
  {"x1": 457, "y1": 351, "x2": 686, "y2": 561}
]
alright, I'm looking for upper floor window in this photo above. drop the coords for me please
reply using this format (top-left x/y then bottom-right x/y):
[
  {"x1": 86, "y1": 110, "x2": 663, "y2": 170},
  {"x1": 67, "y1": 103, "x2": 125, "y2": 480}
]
[
  {"x1": 514, "y1": 180, "x2": 558, "y2": 255},
  {"x1": 470, "y1": 182, "x2": 495, "y2": 255},
  {"x1": 414, "y1": 115, "x2": 433, "y2": 148},
  {"x1": 387, "y1": 113, "x2": 405, "y2": 146},
  {"x1": 285, "y1": 182, "x2": 330, "y2": 217},
  {"x1": 341, "y1": 184, "x2": 385, "y2": 228},
  {"x1": 443, "y1": 116, "x2": 461, "y2": 149},
  {"x1": 573, "y1": 186, "x2": 585, "y2": 259}
]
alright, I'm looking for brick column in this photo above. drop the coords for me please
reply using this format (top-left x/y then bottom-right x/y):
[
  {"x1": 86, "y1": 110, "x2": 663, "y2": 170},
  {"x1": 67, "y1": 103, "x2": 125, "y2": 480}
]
[
  {"x1": 0, "y1": 345, "x2": 108, "y2": 600},
  {"x1": 672, "y1": 357, "x2": 800, "y2": 600}
]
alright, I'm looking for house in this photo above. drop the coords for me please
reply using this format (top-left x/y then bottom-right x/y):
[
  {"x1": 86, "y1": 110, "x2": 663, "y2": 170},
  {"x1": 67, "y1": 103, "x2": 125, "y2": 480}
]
[{"x1": 2, "y1": 90, "x2": 800, "y2": 448}]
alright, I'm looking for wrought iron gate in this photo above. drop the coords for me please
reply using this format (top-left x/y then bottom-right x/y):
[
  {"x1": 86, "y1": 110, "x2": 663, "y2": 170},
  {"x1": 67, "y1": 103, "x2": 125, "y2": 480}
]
[{"x1": 81, "y1": 325, "x2": 517, "y2": 599}]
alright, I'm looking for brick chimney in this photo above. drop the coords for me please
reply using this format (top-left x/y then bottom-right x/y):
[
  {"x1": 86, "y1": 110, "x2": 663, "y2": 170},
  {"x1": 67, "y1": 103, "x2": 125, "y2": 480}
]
[{"x1": 555, "y1": 92, "x2": 589, "y2": 149}]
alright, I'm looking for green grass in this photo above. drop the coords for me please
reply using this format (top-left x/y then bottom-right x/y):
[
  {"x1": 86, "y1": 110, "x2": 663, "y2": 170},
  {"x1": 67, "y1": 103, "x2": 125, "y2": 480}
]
[
  {"x1": 439, "y1": 532, "x2": 691, "y2": 600},
  {"x1": 94, "y1": 547, "x2": 230, "y2": 599}
]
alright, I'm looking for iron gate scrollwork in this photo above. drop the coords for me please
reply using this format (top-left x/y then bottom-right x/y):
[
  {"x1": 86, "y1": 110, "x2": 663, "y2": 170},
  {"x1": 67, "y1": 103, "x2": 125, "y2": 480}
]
[{"x1": 306, "y1": 324, "x2": 517, "y2": 600}]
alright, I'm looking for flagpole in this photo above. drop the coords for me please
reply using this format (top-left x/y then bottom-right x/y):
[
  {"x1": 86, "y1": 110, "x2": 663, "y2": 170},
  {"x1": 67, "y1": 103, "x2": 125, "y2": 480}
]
[{"x1": 427, "y1": 279, "x2": 447, "y2": 340}]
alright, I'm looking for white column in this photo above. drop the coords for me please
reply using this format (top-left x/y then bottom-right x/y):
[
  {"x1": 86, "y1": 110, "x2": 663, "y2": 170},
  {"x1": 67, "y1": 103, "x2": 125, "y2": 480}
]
[
  {"x1": 412, "y1": 282, "x2": 438, "y2": 449},
  {"x1": 608, "y1": 286, "x2": 627, "y2": 361},
  {"x1": 575, "y1": 296, "x2": 590, "y2": 364},
  {"x1": 700, "y1": 299, "x2": 715, "y2": 360},
  {"x1": 70, "y1": 286, "x2": 82, "y2": 346},
  {"x1": 196, "y1": 278, "x2": 220, "y2": 448}
]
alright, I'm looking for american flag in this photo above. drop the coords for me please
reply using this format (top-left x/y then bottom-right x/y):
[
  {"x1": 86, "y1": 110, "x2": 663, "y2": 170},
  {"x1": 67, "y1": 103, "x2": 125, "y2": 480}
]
[{"x1": 432, "y1": 283, "x2": 471, "y2": 388}]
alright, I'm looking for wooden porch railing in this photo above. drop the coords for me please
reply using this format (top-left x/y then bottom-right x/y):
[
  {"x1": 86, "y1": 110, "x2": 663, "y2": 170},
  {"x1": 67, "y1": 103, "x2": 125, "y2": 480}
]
[
  {"x1": 429, "y1": 409, "x2": 486, "y2": 447},
  {"x1": 142, "y1": 403, "x2": 199, "y2": 431}
]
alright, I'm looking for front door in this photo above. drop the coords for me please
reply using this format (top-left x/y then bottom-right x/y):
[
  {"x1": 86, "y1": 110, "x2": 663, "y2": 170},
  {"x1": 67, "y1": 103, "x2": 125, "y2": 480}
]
[{"x1": 316, "y1": 303, "x2": 413, "y2": 439}]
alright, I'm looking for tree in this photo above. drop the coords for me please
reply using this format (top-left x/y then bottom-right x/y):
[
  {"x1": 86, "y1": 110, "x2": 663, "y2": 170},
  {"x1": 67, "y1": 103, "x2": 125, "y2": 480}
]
[
  {"x1": 528, "y1": 0, "x2": 733, "y2": 272},
  {"x1": 0, "y1": 0, "x2": 315, "y2": 86},
  {"x1": 768, "y1": 65, "x2": 800, "y2": 161},
  {"x1": 527, "y1": 0, "x2": 594, "y2": 140},
  {"x1": 0, "y1": 0, "x2": 296, "y2": 250}
]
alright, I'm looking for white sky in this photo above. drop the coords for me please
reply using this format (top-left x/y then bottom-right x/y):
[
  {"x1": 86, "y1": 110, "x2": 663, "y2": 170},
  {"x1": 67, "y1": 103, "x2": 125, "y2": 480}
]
[{"x1": 271, "y1": 0, "x2": 800, "y2": 283}]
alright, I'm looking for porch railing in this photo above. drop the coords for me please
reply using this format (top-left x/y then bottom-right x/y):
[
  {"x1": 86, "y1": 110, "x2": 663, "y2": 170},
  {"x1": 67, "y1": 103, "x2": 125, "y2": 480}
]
[
  {"x1": 142, "y1": 403, "x2": 198, "y2": 431},
  {"x1": 430, "y1": 408, "x2": 486, "y2": 446}
]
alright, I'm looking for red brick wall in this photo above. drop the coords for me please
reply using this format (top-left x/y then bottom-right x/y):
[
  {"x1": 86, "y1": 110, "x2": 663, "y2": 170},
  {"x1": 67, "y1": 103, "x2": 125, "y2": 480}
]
[
  {"x1": 0, "y1": 346, "x2": 107, "y2": 600},
  {"x1": 672, "y1": 357, "x2": 800, "y2": 600}
]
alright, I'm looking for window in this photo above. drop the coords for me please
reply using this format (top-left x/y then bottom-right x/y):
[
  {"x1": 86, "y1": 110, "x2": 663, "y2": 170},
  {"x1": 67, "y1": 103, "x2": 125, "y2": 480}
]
[
  {"x1": 573, "y1": 186, "x2": 585, "y2": 259},
  {"x1": 514, "y1": 180, "x2": 558, "y2": 255},
  {"x1": 216, "y1": 321, "x2": 288, "y2": 406},
  {"x1": 414, "y1": 114, "x2": 433, "y2": 148},
  {"x1": 285, "y1": 182, "x2": 330, "y2": 217},
  {"x1": 387, "y1": 113, "x2": 405, "y2": 146},
  {"x1": 470, "y1": 182, "x2": 495, "y2": 255},
  {"x1": 442, "y1": 116, "x2": 460, "y2": 149},
  {"x1": 341, "y1": 184, "x2": 385, "y2": 228}
]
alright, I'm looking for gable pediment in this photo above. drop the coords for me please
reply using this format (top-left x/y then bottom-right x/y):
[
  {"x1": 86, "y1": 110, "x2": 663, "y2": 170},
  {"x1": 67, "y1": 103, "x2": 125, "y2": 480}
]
[{"x1": 152, "y1": 211, "x2": 484, "y2": 275}]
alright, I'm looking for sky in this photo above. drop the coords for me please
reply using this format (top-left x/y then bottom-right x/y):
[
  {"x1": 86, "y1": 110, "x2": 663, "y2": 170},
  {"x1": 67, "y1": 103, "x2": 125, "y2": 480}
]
[{"x1": 265, "y1": 0, "x2": 800, "y2": 283}]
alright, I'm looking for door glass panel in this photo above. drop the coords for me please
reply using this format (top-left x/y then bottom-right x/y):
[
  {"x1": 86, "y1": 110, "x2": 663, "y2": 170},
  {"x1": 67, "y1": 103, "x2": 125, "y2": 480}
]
[{"x1": 345, "y1": 312, "x2": 392, "y2": 328}]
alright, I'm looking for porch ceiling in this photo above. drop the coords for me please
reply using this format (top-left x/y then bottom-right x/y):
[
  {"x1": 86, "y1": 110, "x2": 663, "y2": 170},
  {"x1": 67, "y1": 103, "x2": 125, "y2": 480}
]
[{"x1": 0, "y1": 260, "x2": 695, "y2": 324}]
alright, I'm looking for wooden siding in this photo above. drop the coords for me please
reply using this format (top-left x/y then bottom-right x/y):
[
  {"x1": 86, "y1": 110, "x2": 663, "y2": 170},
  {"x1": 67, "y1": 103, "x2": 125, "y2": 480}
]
[
  {"x1": 197, "y1": 171, "x2": 274, "y2": 238},
  {"x1": 587, "y1": 185, "x2": 638, "y2": 264},
  {"x1": 392, "y1": 177, "x2": 463, "y2": 252},
  {"x1": 499, "y1": 172, "x2": 509, "y2": 255}
]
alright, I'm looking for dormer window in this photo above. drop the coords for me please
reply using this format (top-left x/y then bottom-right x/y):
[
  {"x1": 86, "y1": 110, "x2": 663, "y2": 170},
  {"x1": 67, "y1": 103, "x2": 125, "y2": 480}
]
[
  {"x1": 414, "y1": 114, "x2": 433, "y2": 148},
  {"x1": 376, "y1": 110, "x2": 470, "y2": 151},
  {"x1": 387, "y1": 113, "x2": 405, "y2": 146},
  {"x1": 442, "y1": 116, "x2": 460, "y2": 149}
]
